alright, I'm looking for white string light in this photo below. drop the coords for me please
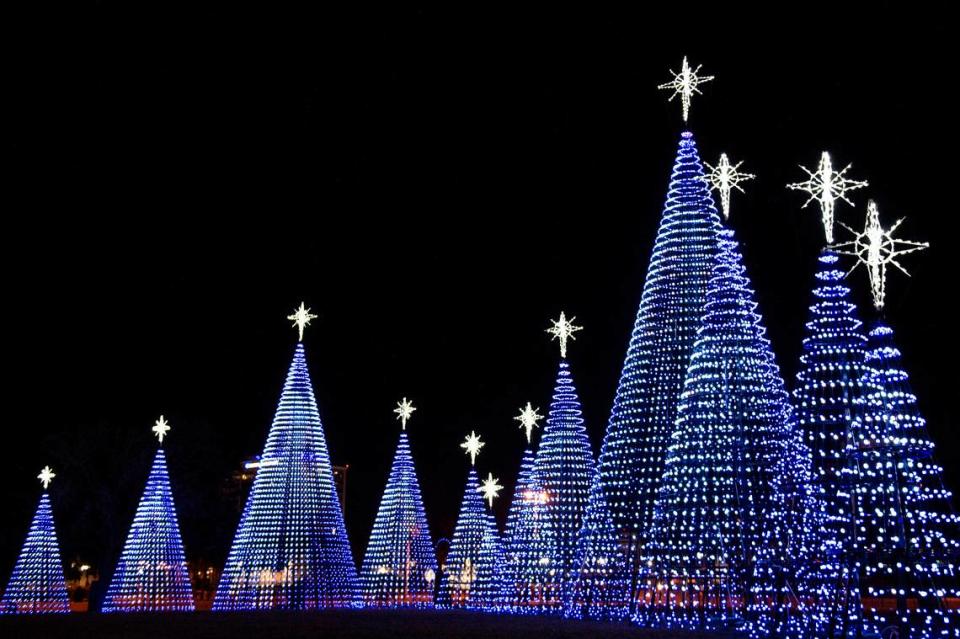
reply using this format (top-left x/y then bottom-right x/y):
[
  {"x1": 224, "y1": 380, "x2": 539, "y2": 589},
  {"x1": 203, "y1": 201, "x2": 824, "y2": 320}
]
[
  {"x1": 514, "y1": 402, "x2": 543, "y2": 444},
  {"x1": 705, "y1": 153, "x2": 754, "y2": 220},
  {"x1": 461, "y1": 431, "x2": 484, "y2": 467},
  {"x1": 546, "y1": 312, "x2": 583, "y2": 359},
  {"x1": 393, "y1": 398, "x2": 416, "y2": 431},
  {"x1": 287, "y1": 302, "x2": 318, "y2": 342},
  {"x1": 834, "y1": 199, "x2": 929, "y2": 309},
  {"x1": 658, "y1": 56, "x2": 714, "y2": 123},
  {"x1": 152, "y1": 415, "x2": 171, "y2": 444},
  {"x1": 37, "y1": 466, "x2": 56, "y2": 490},
  {"x1": 787, "y1": 151, "x2": 868, "y2": 244},
  {"x1": 478, "y1": 473, "x2": 503, "y2": 509}
]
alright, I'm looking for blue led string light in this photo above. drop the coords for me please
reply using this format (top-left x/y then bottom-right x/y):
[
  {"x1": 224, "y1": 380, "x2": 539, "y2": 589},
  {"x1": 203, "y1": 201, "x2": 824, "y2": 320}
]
[
  {"x1": 360, "y1": 406, "x2": 437, "y2": 608},
  {"x1": 0, "y1": 468, "x2": 70, "y2": 615},
  {"x1": 102, "y1": 418, "x2": 194, "y2": 612},
  {"x1": 214, "y1": 323, "x2": 359, "y2": 610},
  {"x1": 567, "y1": 131, "x2": 722, "y2": 620}
]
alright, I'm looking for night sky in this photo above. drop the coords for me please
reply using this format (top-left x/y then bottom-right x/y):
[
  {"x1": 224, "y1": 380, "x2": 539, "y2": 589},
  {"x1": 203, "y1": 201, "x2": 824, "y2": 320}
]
[{"x1": 4, "y1": 4, "x2": 957, "y2": 582}]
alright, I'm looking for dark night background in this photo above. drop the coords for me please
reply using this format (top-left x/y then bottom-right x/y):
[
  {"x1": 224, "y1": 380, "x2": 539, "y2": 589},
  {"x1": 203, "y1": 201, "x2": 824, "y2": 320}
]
[{"x1": 3, "y1": 3, "x2": 957, "y2": 590}]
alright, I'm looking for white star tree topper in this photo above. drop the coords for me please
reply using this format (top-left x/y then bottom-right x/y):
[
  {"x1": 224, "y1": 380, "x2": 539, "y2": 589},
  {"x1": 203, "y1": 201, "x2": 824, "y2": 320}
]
[
  {"x1": 478, "y1": 472, "x2": 504, "y2": 509},
  {"x1": 658, "y1": 56, "x2": 714, "y2": 122},
  {"x1": 38, "y1": 466, "x2": 56, "y2": 490},
  {"x1": 394, "y1": 398, "x2": 416, "y2": 431},
  {"x1": 834, "y1": 200, "x2": 928, "y2": 310},
  {"x1": 705, "y1": 153, "x2": 755, "y2": 220},
  {"x1": 287, "y1": 302, "x2": 318, "y2": 342},
  {"x1": 152, "y1": 415, "x2": 172, "y2": 444},
  {"x1": 546, "y1": 311, "x2": 583, "y2": 359},
  {"x1": 514, "y1": 402, "x2": 543, "y2": 445},
  {"x1": 787, "y1": 151, "x2": 868, "y2": 244},
  {"x1": 461, "y1": 431, "x2": 484, "y2": 466}
]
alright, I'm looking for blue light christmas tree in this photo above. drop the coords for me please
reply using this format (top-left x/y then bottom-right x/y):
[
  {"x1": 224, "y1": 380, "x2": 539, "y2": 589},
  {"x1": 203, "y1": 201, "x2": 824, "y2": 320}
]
[
  {"x1": 568, "y1": 129, "x2": 721, "y2": 619},
  {"x1": 501, "y1": 403, "x2": 555, "y2": 614},
  {"x1": 634, "y1": 229, "x2": 799, "y2": 631},
  {"x1": 102, "y1": 417, "x2": 194, "y2": 612},
  {"x1": 0, "y1": 466, "x2": 69, "y2": 615},
  {"x1": 835, "y1": 203, "x2": 958, "y2": 638},
  {"x1": 530, "y1": 313, "x2": 594, "y2": 613},
  {"x1": 214, "y1": 304, "x2": 359, "y2": 610},
  {"x1": 359, "y1": 399, "x2": 437, "y2": 608},
  {"x1": 438, "y1": 432, "x2": 503, "y2": 610}
]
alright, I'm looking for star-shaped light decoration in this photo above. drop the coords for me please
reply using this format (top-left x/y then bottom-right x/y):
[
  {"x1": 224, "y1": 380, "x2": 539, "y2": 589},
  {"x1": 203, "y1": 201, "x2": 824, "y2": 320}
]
[
  {"x1": 546, "y1": 311, "x2": 583, "y2": 359},
  {"x1": 394, "y1": 398, "x2": 416, "y2": 431},
  {"x1": 478, "y1": 472, "x2": 503, "y2": 509},
  {"x1": 152, "y1": 415, "x2": 172, "y2": 444},
  {"x1": 657, "y1": 56, "x2": 714, "y2": 123},
  {"x1": 834, "y1": 200, "x2": 928, "y2": 310},
  {"x1": 460, "y1": 431, "x2": 484, "y2": 466},
  {"x1": 705, "y1": 153, "x2": 755, "y2": 220},
  {"x1": 514, "y1": 402, "x2": 543, "y2": 445},
  {"x1": 38, "y1": 466, "x2": 56, "y2": 490},
  {"x1": 287, "y1": 302, "x2": 318, "y2": 342},
  {"x1": 787, "y1": 151, "x2": 868, "y2": 244}
]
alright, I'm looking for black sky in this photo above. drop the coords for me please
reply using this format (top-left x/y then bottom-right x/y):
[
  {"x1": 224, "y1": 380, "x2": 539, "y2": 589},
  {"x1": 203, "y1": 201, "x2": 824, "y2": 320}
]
[{"x1": 3, "y1": 4, "x2": 958, "y2": 577}]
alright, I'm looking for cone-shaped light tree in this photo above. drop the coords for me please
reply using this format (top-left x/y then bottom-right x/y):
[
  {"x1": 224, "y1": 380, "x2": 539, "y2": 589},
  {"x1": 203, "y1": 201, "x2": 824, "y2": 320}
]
[
  {"x1": 501, "y1": 403, "x2": 555, "y2": 613},
  {"x1": 530, "y1": 313, "x2": 594, "y2": 613},
  {"x1": 835, "y1": 203, "x2": 958, "y2": 639},
  {"x1": 102, "y1": 417, "x2": 194, "y2": 612},
  {"x1": 0, "y1": 467, "x2": 69, "y2": 615},
  {"x1": 568, "y1": 125, "x2": 722, "y2": 618},
  {"x1": 634, "y1": 229, "x2": 800, "y2": 631},
  {"x1": 439, "y1": 432, "x2": 503, "y2": 610},
  {"x1": 360, "y1": 399, "x2": 437, "y2": 608},
  {"x1": 214, "y1": 303, "x2": 358, "y2": 610}
]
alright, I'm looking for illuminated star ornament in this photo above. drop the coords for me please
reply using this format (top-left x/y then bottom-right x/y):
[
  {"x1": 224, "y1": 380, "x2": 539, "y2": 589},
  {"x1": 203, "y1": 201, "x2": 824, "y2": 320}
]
[
  {"x1": 38, "y1": 465, "x2": 56, "y2": 490},
  {"x1": 705, "y1": 153, "x2": 755, "y2": 220},
  {"x1": 657, "y1": 56, "x2": 714, "y2": 122},
  {"x1": 787, "y1": 151, "x2": 868, "y2": 244},
  {"x1": 394, "y1": 397, "x2": 416, "y2": 430},
  {"x1": 478, "y1": 472, "x2": 503, "y2": 509},
  {"x1": 461, "y1": 431, "x2": 485, "y2": 466},
  {"x1": 152, "y1": 415, "x2": 172, "y2": 444},
  {"x1": 287, "y1": 302, "x2": 318, "y2": 342},
  {"x1": 514, "y1": 402, "x2": 543, "y2": 444},
  {"x1": 546, "y1": 311, "x2": 583, "y2": 359},
  {"x1": 835, "y1": 199, "x2": 928, "y2": 310}
]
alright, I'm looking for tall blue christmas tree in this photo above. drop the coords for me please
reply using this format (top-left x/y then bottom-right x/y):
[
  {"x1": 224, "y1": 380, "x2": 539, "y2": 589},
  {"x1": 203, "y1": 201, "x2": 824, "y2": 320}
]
[
  {"x1": 634, "y1": 229, "x2": 799, "y2": 631},
  {"x1": 214, "y1": 303, "x2": 358, "y2": 610},
  {"x1": 359, "y1": 399, "x2": 437, "y2": 608},
  {"x1": 501, "y1": 403, "x2": 555, "y2": 614},
  {"x1": 0, "y1": 466, "x2": 69, "y2": 615},
  {"x1": 568, "y1": 129, "x2": 722, "y2": 619},
  {"x1": 102, "y1": 417, "x2": 194, "y2": 612},
  {"x1": 438, "y1": 432, "x2": 503, "y2": 611},
  {"x1": 529, "y1": 313, "x2": 594, "y2": 613},
  {"x1": 835, "y1": 202, "x2": 958, "y2": 639}
]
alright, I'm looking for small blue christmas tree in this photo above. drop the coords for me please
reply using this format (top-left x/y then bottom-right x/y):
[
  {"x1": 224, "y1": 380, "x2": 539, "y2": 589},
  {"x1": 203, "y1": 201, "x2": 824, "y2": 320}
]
[
  {"x1": 214, "y1": 304, "x2": 358, "y2": 610},
  {"x1": 532, "y1": 314, "x2": 594, "y2": 613},
  {"x1": 569, "y1": 129, "x2": 721, "y2": 619},
  {"x1": 359, "y1": 399, "x2": 437, "y2": 608},
  {"x1": 438, "y1": 432, "x2": 503, "y2": 611},
  {"x1": 501, "y1": 403, "x2": 554, "y2": 614},
  {"x1": 634, "y1": 229, "x2": 799, "y2": 631},
  {"x1": 102, "y1": 417, "x2": 194, "y2": 612},
  {"x1": 1, "y1": 466, "x2": 69, "y2": 615}
]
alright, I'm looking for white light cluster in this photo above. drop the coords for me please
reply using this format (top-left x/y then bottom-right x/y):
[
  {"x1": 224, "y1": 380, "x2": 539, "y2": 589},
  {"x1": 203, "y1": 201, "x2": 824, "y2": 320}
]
[
  {"x1": 657, "y1": 56, "x2": 714, "y2": 123},
  {"x1": 287, "y1": 301, "x2": 318, "y2": 342},
  {"x1": 705, "y1": 153, "x2": 754, "y2": 220},
  {"x1": 478, "y1": 473, "x2": 503, "y2": 509},
  {"x1": 514, "y1": 402, "x2": 542, "y2": 444},
  {"x1": 835, "y1": 200, "x2": 929, "y2": 309},
  {"x1": 787, "y1": 151, "x2": 868, "y2": 244},
  {"x1": 460, "y1": 431, "x2": 484, "y2": 467},
  {"x1": 393, "y1": 398, "x2": 416, "y2": 431},
  {"x1": 546, "y1": 312, "x2": 582, "y2": 359}
]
